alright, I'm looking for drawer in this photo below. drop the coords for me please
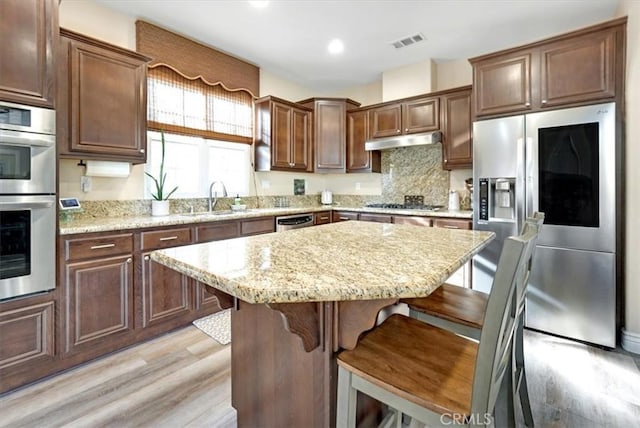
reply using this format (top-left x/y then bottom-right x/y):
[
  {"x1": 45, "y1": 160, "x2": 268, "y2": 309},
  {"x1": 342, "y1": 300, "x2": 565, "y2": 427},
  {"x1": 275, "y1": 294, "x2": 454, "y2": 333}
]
[
  {"x1": 392, "y1": 216, "x2": 433, "y2": 227},
  {"x1": 359, "y1": 213, "x2": 392, "y2": 223},
  {"x1": 196, "y1": 221, "x2": 240, "y2": 243},
  {"x1": 433, "y1": 218, "x2": 472, "y2": 230},
  {"x1": 315, "y1": 211, "x2": 331, "y2": 225},
  {"x1": 141, "y1": 227, "x2": 192, "y2": 250},
  {"x1": 65, "y1": 233, "x2": 133, "y2": 262},
  {"x1": 332, "y1": 211, "x2": 359, "y2": 222},
  {"x1": 240, "y1": 217, "x2": 275, "y2": 236}
]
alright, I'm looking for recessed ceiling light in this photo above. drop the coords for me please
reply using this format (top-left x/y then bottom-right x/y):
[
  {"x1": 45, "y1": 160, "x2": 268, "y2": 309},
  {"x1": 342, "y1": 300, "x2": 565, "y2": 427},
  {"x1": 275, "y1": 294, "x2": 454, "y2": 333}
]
[
  {"x1": 248, "y1": 1, "x2": 269, "y2": 8},
  {"x1": 327, "y1": 39, "x2": 344, "y2": 55}
]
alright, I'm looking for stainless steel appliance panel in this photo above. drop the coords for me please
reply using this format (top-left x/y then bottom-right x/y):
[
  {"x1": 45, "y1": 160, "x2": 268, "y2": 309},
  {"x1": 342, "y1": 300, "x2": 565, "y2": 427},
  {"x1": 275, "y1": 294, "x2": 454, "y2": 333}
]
[
  {"x1": 472, "y1": 116, "x2": 524, "y2": 293},
  {"x1": 525, "y1": 102, "x2": 615, "y2": 252},
  {"x1": 0, "y1": 129, "x2": 56, "y2": 194},
  {"x1": 526, "y1": 245, "x2": 615, "y2": 348},
  {"x1": 276, "y1": 214, "x2": 315, "y2": 232},
  {"x1": 0, "y1": 100, "x2": 56, "y2": 135},
  {"x1": 0, "y1": 195, "x2": 56, "y2": 300}
]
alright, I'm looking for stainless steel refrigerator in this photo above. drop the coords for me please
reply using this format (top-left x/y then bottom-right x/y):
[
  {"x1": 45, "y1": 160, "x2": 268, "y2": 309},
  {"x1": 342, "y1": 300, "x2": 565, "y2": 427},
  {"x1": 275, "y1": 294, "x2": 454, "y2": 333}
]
[{"x1": 472, "y1": 102, "x2": 616, "y2": 348}]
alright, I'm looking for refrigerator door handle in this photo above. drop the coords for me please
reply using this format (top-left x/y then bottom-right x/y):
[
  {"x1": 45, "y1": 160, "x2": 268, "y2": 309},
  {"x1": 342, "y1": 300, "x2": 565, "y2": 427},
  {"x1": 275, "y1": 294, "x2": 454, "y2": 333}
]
[{"x1": 525, "y1": 136, "x2": 536, "y2": 218}]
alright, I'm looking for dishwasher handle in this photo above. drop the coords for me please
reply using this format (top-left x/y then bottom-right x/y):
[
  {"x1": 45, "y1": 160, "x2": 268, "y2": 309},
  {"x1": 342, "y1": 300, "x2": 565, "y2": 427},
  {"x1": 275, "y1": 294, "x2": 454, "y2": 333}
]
[{"x1": 276, "y1": 215, "x2": 314, "y2": 226}]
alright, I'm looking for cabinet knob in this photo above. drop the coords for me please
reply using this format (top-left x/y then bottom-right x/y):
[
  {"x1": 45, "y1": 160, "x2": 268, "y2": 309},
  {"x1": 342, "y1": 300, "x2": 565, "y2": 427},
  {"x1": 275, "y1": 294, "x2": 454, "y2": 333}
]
[
  {"x1": 140, "y1": 149, "x2": 145, "y2": 154},
  {"x1": 525, "y1": 102, "x2": 531, "y2": 107},
  {"x1": 405, "y1": 128, "x2": 409, "y2": 132},
  {"x1": 127, "y1": 257, "x2": 133, "y2": 263},
  {"x1": 397, "y1": 129, "x2": 401, "y2": 133},
  {"x1": 541, "y1": 100, "x2": 547, "y2": 104},
  {"x1": 444, "y1": 159, "x2": 448, "y2": 163},
  {"x1": 144, "y1": 255, "x2": 150, "y2": 261}
]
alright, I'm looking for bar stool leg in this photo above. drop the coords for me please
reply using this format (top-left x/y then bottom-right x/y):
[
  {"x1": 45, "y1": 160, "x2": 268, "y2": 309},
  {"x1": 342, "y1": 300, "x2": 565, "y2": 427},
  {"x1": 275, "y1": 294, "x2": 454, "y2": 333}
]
[
  {"x1": 337, "y1": 366, "x2": 357, "y2": 427},
  {"x1": 515, "y1": 316, "x2": 534, "y2": 427}
]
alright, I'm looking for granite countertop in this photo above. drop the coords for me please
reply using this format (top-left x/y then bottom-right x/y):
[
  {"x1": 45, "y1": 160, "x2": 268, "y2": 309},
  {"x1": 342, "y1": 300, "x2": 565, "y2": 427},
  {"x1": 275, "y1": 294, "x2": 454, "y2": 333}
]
[
  {"x1": 58, "y1": 206, "x2": 473, "y2": 235},
  {"x1": 151, "y1": 221, "x2": 494, "y2": 304}
]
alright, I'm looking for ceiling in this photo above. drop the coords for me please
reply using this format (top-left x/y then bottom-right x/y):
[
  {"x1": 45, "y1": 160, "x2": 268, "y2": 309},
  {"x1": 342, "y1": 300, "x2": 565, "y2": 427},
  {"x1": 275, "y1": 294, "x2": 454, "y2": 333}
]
[{"x1": 94, "y1": 0, "x2": 620, "y2": 92}]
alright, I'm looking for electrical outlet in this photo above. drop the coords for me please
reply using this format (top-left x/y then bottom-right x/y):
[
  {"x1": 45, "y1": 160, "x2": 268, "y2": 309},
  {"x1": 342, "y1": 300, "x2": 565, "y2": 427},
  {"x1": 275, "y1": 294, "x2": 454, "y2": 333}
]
[
  {"x1": 355, "y1": 182, "x2": 361, "y2": 190},
  {"x1": 261, "y1": 180, "x2": 270, "y2": 189},
  {"x1": 80, "y1": 175, "x2": 91, "y2": 192}
]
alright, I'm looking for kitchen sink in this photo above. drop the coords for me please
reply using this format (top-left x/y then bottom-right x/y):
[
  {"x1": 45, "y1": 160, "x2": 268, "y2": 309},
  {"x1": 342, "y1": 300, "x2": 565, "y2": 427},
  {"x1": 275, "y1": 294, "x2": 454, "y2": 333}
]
[{"x1": 179, "y1": 210, "x2": 234, "y2": 217}]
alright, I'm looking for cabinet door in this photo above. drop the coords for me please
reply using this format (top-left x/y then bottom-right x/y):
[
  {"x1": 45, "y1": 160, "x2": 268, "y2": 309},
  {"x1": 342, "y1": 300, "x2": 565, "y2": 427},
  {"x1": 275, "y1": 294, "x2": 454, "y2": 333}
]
[
  {"x1": 347, "y1": 110, "x2": 380, "y2": 173},
  {"x1": 291, "y1": 107, "x2": 312, "y2": 171},
  {"x1": 195, "y1": 283, "x2": 234, "y2": 313},
  {"x1": 271, "y1": 102, "x2": 292, "y2": 169},
  {"x1": 0, "y1": 301, "x2": 55, "y2": 370},
  {"x1": 359, "y1": 213, "x2": 392, "y2": 223},
  {"x1": 0, "y1": 0, "x2": 56, "y2": 107},
  {"x1": 442, "y1": 90, "x2": 472, "y2": 169},
  {"x1": 67, "y1": 38, "x2": 147, "y2": 162},
  {"x1": 369, "y1": 104, "x2": 402, "y2": 138},
  {"x1": 433, "y1": 218, "x2": 472, "y2": 229},
  {"x1": 392, "y1": 216, "x2": 432, "y2": 227},
  {"x1": 64, "y1": 255, "x2": 134, "y2": 354},
  {"x1": 141, "y1": 253, "x2": 191, "y2": 328},
  {"x1": 315, "y1": 211, "x2": 332, "y2": 225},
  {"x1": 473, "y1": 52, "x2": 533, "y2": 117},
  {"x1": 539, "y1": 29, "x2": 616, "y2": 108},
  {"x1": 403, "y1": 97, "x2": 439, "y2": 134},
  {"x1": 314, "y1": 100, "x2": 346, "y2": 172}
]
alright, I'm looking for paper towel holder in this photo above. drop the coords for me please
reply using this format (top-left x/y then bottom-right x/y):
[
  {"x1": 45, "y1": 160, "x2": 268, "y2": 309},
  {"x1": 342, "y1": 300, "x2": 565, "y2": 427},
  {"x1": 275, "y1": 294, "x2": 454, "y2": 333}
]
[{"x1": 79, "y1": 159, "x2": 131, "y2": 178}]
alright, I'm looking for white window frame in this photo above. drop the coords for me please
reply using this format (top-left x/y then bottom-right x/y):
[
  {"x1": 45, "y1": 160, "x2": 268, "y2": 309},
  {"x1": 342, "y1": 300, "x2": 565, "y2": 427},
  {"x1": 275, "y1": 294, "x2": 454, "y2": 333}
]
[{"x1": 145, "y1": 130, "x2": 251, "y2": 200}]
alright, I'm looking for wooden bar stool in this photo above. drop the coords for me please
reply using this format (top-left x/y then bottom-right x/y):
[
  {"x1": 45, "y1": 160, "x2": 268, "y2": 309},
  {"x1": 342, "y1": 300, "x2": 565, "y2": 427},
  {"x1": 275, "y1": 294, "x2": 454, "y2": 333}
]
[
  {"x1": 400, "y1": 212, "x2": 544, "y2": 427},
  {"x1": 337, "y1": 224, "x2": 540, "y2": 427}
]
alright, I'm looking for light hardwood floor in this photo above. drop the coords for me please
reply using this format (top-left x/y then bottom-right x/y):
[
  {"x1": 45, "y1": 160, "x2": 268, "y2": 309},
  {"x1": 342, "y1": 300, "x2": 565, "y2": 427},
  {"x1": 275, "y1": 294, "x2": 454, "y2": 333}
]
[{"x1": 0, "y1": 326, "x2": 639, "y2": 428}]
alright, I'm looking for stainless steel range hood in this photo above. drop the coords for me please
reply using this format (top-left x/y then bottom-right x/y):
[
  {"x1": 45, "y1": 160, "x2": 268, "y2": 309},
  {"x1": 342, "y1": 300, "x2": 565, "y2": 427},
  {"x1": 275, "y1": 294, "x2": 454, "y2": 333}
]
[{"x1": 364, "y1": 131, "x2": 442, "y2": 151}]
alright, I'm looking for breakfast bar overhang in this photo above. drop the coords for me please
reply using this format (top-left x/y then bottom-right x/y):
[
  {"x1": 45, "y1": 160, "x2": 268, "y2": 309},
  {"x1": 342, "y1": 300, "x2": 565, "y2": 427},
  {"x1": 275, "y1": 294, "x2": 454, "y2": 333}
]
[{"x1": 151, "y1": 221, "x2": 494, "y2": 427}]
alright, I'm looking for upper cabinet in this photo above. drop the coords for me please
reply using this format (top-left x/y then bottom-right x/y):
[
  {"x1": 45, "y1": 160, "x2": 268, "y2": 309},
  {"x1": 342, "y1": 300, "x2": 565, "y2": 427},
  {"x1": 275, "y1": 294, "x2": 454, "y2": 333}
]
[
  {"x1": 441, "y1": 87, "x2": 472, "y2": 170},
  {"x1": 254, "y1": 96, "x2": 312, "y2": 172},
  {"x1": 0, "y1": 0, "x2": 58, "y2": 107},
  {"x1": 57, "y1": 29, "x2": 150, "y2": 163},
  {"x1": 369, "y1": 95, "x2": 439, "y2": 138},
  {"x1": 347, "y1": 109, "x2": 381, "y2": 173},
  {"x1": 471, "y1": 17, "x2": 626, "y2": 118},
  {"x1": 298, "y1": 98, "x2": 360, "y2": 173}
]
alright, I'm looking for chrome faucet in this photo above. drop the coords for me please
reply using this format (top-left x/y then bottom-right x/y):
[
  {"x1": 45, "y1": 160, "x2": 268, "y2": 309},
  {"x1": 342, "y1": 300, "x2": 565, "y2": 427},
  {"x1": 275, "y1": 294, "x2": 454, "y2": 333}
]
[{"x1": 208, "y1": 181, "x2": 228, "y2": 211}]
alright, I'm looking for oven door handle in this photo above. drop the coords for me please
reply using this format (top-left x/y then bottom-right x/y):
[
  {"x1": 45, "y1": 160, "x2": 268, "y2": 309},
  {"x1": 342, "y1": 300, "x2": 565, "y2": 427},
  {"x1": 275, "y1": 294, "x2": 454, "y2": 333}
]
[
  {"x1": 0, "y1": 201, "x2": 55, "y2": 210},
  {"x1": 0, "y1": 129, "x2": 55, "y2": 148}
]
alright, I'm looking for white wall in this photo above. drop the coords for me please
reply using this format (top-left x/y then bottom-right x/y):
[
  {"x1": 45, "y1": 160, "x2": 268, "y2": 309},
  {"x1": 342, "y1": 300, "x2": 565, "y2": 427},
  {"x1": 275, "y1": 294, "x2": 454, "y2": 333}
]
[
  {"x1": 382, "y1": 59, "x2": 435, "y2": 102},
  {"x1": 617, "y1": 0, "x2": 640, "y2": 352},
  {"x1": 436, "y1": 59, "x2": 473, "y2": 91}
]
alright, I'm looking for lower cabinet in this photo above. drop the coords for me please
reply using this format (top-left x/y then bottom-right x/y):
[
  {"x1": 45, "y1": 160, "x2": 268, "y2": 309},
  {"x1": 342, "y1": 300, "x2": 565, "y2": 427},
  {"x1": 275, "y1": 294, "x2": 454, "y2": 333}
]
[
  {"x1": 332, "y1": 211, "x2": 359, "y2": 222},
  {"x1": 64, "y1": 255, "x2": 134, "y2": 354},
  {"x1": 315, "y1": 211, "x2": 332, "y2": 225},
  {"x1": 359, "y1": 213, "x2": 392, "y2": 223},
  {"x1": 141, "y1": 253, "x2": 191, "y2": 328}
]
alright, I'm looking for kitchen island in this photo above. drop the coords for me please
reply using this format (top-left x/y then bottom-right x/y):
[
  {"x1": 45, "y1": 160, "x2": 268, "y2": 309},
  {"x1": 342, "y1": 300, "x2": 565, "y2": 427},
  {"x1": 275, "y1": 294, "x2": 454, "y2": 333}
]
[{"x1": 152, "y1": 221, "x2": 494, "y2": 427}]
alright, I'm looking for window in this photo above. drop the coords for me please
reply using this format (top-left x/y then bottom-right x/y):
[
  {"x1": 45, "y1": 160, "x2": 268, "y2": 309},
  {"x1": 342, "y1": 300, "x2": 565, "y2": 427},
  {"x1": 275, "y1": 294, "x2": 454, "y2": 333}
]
[
  {"x1": 147, "y1": 65, "x2": 253, "y2": 143},
  {"x1": 145, "y1": 131, "x2": 251, "y2": 199}
]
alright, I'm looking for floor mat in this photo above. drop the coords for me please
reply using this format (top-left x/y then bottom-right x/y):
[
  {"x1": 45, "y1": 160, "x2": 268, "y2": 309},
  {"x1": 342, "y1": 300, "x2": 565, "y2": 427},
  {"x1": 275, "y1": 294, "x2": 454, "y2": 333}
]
[{"x1": 193, "y1": 309, "x2": 231, "y2": 345}]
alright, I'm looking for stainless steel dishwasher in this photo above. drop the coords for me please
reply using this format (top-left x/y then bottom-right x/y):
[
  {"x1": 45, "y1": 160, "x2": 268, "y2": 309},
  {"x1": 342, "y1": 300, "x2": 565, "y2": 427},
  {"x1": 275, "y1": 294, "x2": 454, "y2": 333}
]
[{"x1": 275, "y1": 214, "x2": 315, "y2": 231}]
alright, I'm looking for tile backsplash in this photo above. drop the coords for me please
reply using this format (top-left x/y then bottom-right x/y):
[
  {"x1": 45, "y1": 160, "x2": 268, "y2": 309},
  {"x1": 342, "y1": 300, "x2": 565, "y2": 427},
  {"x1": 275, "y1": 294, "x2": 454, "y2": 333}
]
[{"x1": 381, "y1": 144, "x2": 449, "y2": 206}]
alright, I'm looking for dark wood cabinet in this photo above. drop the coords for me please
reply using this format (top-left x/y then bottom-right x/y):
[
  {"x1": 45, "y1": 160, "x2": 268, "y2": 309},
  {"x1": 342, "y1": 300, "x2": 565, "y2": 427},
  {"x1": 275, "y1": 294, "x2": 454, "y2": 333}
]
[
  {"x1": 195, "y1": 221, "x2": 240, "y2": 242},
  {"x1": 369, "y1": 96, "x2": 439, "y2": 138},
  {"x1": 61, "y1": 232, "x2": 135, "y2": 355},
  {"x1": 332, "y1": 211, "x2": 359, "y2": 222},
  {"x1": 315, "y1": 211, "x2": 332, "y2": 225},
  {"x1": 347, "y1": 109, "x2": 381, "y2": 173},
  {"x1": 441, "y1": 87, "x2": 472, "y2": 169},
  {"x1": 240, "y1": 217, "x2": 275, "y2": 236},
  {"x1": 471, "y1": 18, "x2": 625, "y2": 118},
  {"x1": 255, "y1": 96, "x2": 312, "y2": 172},
  {"x1": 359, "y1": 213, "x2": 392, "y2": 223},
  {"x1": 57, "y1": 29, "x2": 150, "y2": 163},
  {"x1": 433, "y1": 218, "x2": 472, "y2": 230},
  {"x1": 403, "y1": 97, "x2": 440, "y2": 134},
  {"x1": 0, "y1": 0, "x2": 57, "y2": 107},
  {"x1": 392, "y1": 216, "x2": 432, "y2": 227},
  {"x1": 64, "y1": 255, "x2": 134, "y2": 354},
  {"x1": 140, "y1": 227, "x2": 193, "y2": 327},
  {"x1": 298, "y1": 98, "x2": 360, "y2": 173}
]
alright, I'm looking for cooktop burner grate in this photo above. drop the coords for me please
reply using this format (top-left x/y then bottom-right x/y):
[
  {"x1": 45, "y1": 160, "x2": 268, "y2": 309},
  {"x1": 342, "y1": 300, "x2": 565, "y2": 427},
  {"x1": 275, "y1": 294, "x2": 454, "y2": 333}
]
[{"x1": 364, "y1": 203, "x2": 444, "y2": 211}]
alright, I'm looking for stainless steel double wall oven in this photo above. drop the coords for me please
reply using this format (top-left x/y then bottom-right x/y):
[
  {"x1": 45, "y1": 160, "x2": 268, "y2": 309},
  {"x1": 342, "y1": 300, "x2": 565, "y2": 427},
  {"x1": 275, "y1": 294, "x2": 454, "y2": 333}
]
[{"x1": 0, "y1": 101, "x2": 56, "y2": 300}]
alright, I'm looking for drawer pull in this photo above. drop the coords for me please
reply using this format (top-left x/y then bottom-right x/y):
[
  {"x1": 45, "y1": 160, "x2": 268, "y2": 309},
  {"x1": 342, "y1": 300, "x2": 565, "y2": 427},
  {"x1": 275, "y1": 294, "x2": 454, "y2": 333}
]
[
  {"x1": 339, "y1": 217, "x2": 350, "y2": 221},
  {"x1": 127, "y1": 258, "x2": 132, "y2": 264},
  {"x1": 159, "y1": 236, "x2": 179, "y2": 241},
  {"x1": 144, "y1": 255, "x2": 150, "y2": 261},
  {"x1": 320, "y1": 216, "x2": 329, "y2": 220},
  {"x1": 442, "y1": 225, "x2": 459, "y2": 229},
  {"x1": 90, "y1": 243, "x2": 116, "y2": 250}
]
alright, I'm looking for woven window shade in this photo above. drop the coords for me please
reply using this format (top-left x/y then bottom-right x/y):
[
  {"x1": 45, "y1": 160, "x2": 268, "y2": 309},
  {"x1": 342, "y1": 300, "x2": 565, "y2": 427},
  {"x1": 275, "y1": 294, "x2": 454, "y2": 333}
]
[
  {"x1": 137, "y1": 20, "x2": 258, "y2": 143},
  {"x1": 147, "y1": 65, "x2": 253, "y2": 143}
]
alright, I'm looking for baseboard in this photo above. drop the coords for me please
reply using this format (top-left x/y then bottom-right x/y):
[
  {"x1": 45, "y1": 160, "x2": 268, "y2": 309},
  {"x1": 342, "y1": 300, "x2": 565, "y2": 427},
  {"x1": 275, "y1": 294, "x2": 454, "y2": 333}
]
[{"x1": 621, "y1": 328, "x2": 640, "y2": 354}]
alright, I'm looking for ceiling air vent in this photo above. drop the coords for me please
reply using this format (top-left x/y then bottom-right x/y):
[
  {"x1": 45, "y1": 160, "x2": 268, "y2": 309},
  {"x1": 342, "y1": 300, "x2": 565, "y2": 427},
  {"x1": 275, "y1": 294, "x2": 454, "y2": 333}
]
[{"x1": 391, "y1": 33, "x2": 426, "y2": 49}]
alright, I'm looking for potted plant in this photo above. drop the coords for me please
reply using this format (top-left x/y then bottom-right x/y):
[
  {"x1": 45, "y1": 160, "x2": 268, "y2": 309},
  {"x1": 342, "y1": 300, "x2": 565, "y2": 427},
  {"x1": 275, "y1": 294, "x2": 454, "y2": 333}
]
[{"x1": 146, "y1": 131, "x2": 178, "y2": 216}]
